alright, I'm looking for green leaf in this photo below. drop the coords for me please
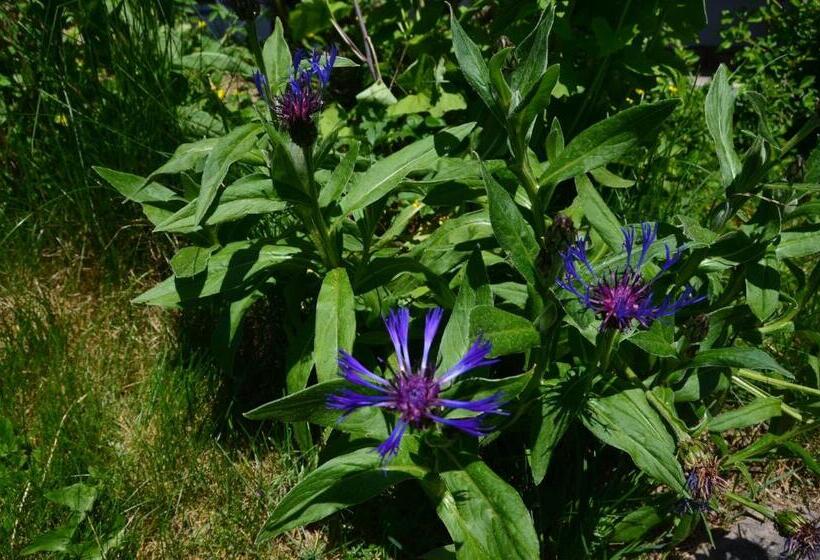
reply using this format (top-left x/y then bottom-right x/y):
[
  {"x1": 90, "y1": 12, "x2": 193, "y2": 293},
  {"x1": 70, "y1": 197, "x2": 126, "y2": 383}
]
[
  {"x1": 440, "y1": 372, "x2": 532, "y2": 404},
  {"x1": 94, "y1": 166, "x2": 180, "y2": 204},
  {"x1": 256, "y1": 446, "x2": 426, "y2": 543},
  {"x1": 575, "y1": 174, "x2": 622, "y2": 251},
  {"x1": 319, "y1": 141, "x2": 359, "y2": 207},
  {"x1": 155, "y1": 174, "x2": 288, "y2": 233},
  {"x1": 482, "y1": 162, "x2": 539, "y2": 285},
  {"x1": 708, "y1": 397, "x2": 782, "y2": 432},
  {"x1": 589, "y1": 167, "x2": 635, "y2": 189},
  {"x1": 134, "y1": 242, "x2": 303, "y2": 307},
  {"x1": 705, "y1": 64, "x2": 741, "y2": 186},
  {"x1": 746, "y1": 247, "x2": 780, "y2": 321},
  {"x1": 510, "y1": 3, "x2": 555, "y2": 97},
  {"x1": 610, "y1": 505, "x2": 664, "y2": 543},
  {"x1": 488, "y1": 48, "x2": 513, "y2": 111},
  {"x1": 439, "y1": 250, "x2": 493, "y2": 370},
  {"x1": 180, "y1": 51, "x2": 252, "y2": 74},
  {"x1": 529, "y1": 375, "x2": 588, "y2": 484},
  {"x1": 315, "y1": 269, "x2": 356, "y2": 383},
  {"x1": 244, "y1": 379, "x2": 387, "y2": 438},
  {"x1": 355, "y1": 81, "x2": 398, "y2": 105},
  {"x1": 628, "y1": 320, "x2": 676, "y2": 357},
  {"x1": 195, "y1": 123, "x2": 263, "y2": 225},
  {"x1": 21, "y1": 524, "x2": 76, "y2": 555},
  {"x1": 434, "y1": 451, "x2": 540, "y2": 560},
  {"x1": 340, "y1": 123, "x2": 475, "y2": 214},
  {"x1": 540, "y1": 100, "x2": 678, "y2": 187},
  {"x1": 683, "y1": 347, "x2": 792, "y2": 378},
  {"x1": 583, "y1": 389, "x2": 685, "y2": 493},
  {"x1": 45, "y1": 483, "x2": 98, "y2": 513},
  {"x1": 212, "y1": 289, "x2": 264, "y2": 370},
  {"x1": 545, "y1": 117, "x2": 564, "y2": 161},
  {"x1": 469, "y1": 306, "x2": 539, "y2": 357},
  {"x1": 262, "y1": 17, "x2": 291, "y2": 93},
  {"x1": 510, "y1": 64, "x2": 560, "y2": 136},
  {"x1": 170, "y1": 246, "x2": 213, "y2": 278},
  {"x1": 449, "y1": 7, "x2": 496, "y2": 113},
  {"x1": 776, "y1": 224, "x2": 820, "y2": 260},
  {"x1": 149, "y1": 137, "x2": 219, "y2": 178}
]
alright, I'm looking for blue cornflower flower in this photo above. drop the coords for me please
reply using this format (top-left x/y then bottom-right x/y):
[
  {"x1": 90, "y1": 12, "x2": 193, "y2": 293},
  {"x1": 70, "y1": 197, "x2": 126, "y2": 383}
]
[
  {"x1": 328, "y1": 308, "x2": 506, "y2": 462},
  {"x1": 264, "y1": 46, "x2": 336, "y2": 146},
  {"x1": 556, "y1": 222, "x2": 705, "y2": 331}
]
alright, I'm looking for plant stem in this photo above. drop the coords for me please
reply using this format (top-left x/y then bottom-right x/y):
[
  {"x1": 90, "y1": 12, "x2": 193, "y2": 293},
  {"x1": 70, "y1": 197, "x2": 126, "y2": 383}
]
[{"x1": 302, "y1": 145, "x2": 341, "y2": 269}]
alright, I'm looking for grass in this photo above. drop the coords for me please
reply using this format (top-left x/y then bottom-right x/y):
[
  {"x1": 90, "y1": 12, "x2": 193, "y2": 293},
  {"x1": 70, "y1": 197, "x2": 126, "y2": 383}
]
[{"x1": 0, "y1": 251, "x2": 401, "y2": 559}]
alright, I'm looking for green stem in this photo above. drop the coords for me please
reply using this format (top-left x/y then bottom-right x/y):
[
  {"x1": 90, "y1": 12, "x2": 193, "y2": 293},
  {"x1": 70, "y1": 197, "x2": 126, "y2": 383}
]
[
  {"x1": 302, "y1": 145, "x2": 341, "y2": 269},
  {"x1": 734, "y1": 368, "x2": 820, "y2": 398}
]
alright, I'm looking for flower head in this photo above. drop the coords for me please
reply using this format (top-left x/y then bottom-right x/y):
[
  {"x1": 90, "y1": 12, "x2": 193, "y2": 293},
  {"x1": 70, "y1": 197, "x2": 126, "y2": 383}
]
[
  {"x1": 266, "y1": 46, "x2": 337, "y2": 146},
  {"x1": 778, "y1": 512, "x2": 820, "y2": 560},
  {"x1": 327, "y1": 307, "x2": 505, "y2": 462},
  {"x1": 556, "y1": 223, "x2": 704, "y2": 331},
  {"x1": 676, "y1": 455, "x2": 727, "y2": 513}
]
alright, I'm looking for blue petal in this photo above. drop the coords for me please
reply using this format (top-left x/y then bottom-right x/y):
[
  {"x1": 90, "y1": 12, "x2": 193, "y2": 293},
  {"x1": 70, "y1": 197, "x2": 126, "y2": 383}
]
[
  {"x1": 338, "y1": 350, "x2": 390, "y2": 392},
  {"x1": 437, "y1": 392, "x2": 508, "y2": 415},
  {"x1": 327, "y1": 389, "x2": 391, "y2": 412},
  {"x1": 437, "y1": 337, "x2": 498, "y2": 385},
  {"x1": 384, "y1": 308, "x2": 412, "y2": 374},
  {"x1": 422, "y1": 307, "x2": 444, "y2": 372},
  {"x1": 427, "y1": 414, "x2": 491, "y2": 437},
  {"x1": 376, "y1": 420, "x2": 408, "y2": 462}
]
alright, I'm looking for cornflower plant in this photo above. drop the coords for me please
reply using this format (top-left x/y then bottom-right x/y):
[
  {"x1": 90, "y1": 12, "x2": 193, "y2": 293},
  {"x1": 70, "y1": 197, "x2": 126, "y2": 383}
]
[{"x1": 96, "y1": 2, "x2": 819, "y2": 557}]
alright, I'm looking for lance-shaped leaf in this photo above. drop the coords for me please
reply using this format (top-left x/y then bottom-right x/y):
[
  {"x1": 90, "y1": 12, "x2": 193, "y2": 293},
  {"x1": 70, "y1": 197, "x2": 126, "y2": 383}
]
[
  {"x1": 134, "y1": 241, "x2": 303, "y2": 307},
  {"x1": 256, "y1": 445, "x2": 426, "y2": 543},
  {"x1": 708, "y1": 397, "x2": 782, "y2": 432},
  {"x1": 583, "y1": 389, "x2": 686, "y2": 493},
  {"x1": 315, "y1": 269, "x2": 356, "y2": 383},
  {"x1": 539, "y1": 100, "x2": 678, "y2": 187},
  {"x1": 529, "y1": 375, "x2": 588, "y2": 484},
  {"x1": 510, "y1": 3, "x2": 555, "y2": 97},
  {"x1": 262, "y1": 17, "x2": 291, "y2": 93},
  {"x1": 705, "y1": 64, "x2": 741, "y2": 186},
  {"x1": 244, "y1": 379, "x2": 388, "y2": 438},
  {"x1": 94, "y1": 166, "x2": 185, "y2": 226},
  {"x1": 432, "y1": 451, "x2": 540, "y2": 560},
  {"x1": 469, "y1": 306, "x2": 539, "y2": 357},
  {"x1": 341, "y1": 123, "x2": 475, "y2": 214},
  {"x1": 439, "y1": 250, "x2": 493, "y2": 370},
  {"x1": 319, "y1": 141, "x2": 359, "y2": 207},
  {"x1": 449, "y1": 7, "x2": 496, "y2": 114},
  {"x1": 575, "y1": 174, "x2": 622, "y2": 251},
  {"x1": 195, "y1": 123, "x2": 263, "y2": 225},
  {"x1": 745, "y1": 247, "x2": 780, "y2": 321},
  {"x1": 482, "y1": 162, "x2": 539, "y2": 285},
  {"x1": 680, "y1": 347, "x2": 792, "y2": 378}
]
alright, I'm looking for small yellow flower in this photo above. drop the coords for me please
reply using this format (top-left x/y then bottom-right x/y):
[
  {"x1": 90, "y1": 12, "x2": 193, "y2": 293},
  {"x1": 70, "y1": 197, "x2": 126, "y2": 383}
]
[
  {"x1": 197, "y1": 19, "x2": 206, "y2": 29},
  {"x1": 215, "y1": 88, "x2": 226, "y2": 100},
  {"x1": 55, "y1": 114, "x2": 69, "y2": 126},
  {"x1": 668, "y1": 84, "x2": 679, "y2": 94},
  {"x1": 635, "y1": 88, "x2": 645, "y2": 96}
]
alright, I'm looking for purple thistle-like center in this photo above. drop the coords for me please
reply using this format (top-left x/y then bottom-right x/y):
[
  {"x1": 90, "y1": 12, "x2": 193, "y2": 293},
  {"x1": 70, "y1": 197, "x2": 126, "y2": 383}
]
[
  {"x1": 393, "y1": 373, "x2": 440, "y2": 426},
  {"x1": 327, "y1": 307, "x2": 505, "y2": 462},
  {"x1": 557, "y1": 222, "x2": 705, "y2": 331}
]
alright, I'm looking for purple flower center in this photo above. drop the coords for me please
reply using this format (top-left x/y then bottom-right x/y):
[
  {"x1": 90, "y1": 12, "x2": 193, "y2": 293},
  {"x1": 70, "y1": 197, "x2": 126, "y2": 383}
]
[
  {"x1": 394, "y1": 373, "x2": 440, "y2": 425},
  {"x1": 591, "y1": 270, "x2": 653, "y2": 330}
]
